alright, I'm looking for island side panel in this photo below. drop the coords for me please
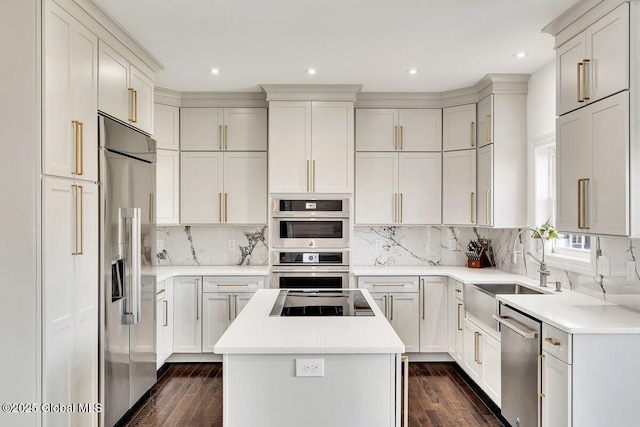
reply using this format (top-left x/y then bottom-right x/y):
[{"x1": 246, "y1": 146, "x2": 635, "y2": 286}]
[{"x1": 223, "y1": 353, "x2": 399, "y2": 427}]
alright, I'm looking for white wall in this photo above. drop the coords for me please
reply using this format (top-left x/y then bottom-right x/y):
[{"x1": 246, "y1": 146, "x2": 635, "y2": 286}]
[
  {"x1": 0, "y1": 0, "x2": 40, "y2": 426},
  {"x1": 527, "y1": 60, "x2": 556, "y2": 139}
]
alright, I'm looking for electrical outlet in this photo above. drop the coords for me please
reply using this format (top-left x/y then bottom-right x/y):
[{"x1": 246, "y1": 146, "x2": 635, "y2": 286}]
[
  {"x1": 597, "y1": 256, "x2": 610, "y2": 277},
  {"x1": 228, "y1": 239, "x2": 236, "y2": 251},
  {"x1": 157, "y1": 239, "x2": 164, "y2": 252},
  {"x1": 295, "y1": 358, "x2": 324, "y2": 377},
  {"x1": 627, "y1": 261, "x2": 637, "y2": 282},
  {"x1": 375, "y1": 240, "x2": 384, "y2": 250}
]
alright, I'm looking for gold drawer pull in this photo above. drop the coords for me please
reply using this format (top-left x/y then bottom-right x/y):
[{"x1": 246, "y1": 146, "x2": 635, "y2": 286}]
[{"x1": 544, "y1": 337, "x2": 561, "y2": 347}]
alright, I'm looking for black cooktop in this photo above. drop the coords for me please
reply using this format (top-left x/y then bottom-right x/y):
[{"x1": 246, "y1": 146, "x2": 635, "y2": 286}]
[{"x1": 270, "y1": 289, "x2": 375, "y2": 317}]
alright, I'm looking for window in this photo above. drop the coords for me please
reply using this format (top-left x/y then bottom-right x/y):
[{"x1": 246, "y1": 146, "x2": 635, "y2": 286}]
[{"x1": 533, "y1": 134, "x2": 594, "y2": 273}]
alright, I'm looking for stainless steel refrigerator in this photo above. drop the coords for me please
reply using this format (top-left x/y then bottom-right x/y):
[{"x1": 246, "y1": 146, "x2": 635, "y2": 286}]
[{"x1": 98, "y1": 115, "x2": 157, "y2": 427}]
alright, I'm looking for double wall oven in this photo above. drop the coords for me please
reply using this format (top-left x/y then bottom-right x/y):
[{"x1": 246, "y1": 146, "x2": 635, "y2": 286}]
[{"x1": 271, "y1": 197, "x2": 350, "y2": 289}]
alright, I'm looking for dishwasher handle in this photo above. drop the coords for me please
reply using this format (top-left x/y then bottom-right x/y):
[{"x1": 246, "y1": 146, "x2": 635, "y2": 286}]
[{"x1": 492, "y1": 315, "x2": 538, "y2": 339}]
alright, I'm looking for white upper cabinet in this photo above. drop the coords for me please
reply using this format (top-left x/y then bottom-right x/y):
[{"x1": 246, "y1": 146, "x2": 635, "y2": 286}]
[
  {"x1": 398, "y1": 153, "x2": 442, "y2": 225},
  {"x1": 476, "y1": 96, "x2": 493, "y2": 148},
  {"x1": 557, "y1": 91, "x2": 628, "y2": 236},
  {"x1": 355, "y1": 152, "x2": 398, "y2": 224},
  {"x1": 154, "y1": 104, "x2": 180, "y2": 150},
  {"x1": 476, "y1": 144, "x2": 493, "y2": 227},
  {"x1": 44, "y1": 3, "x2": 98, "y2": 182},
  {"x1": 180, "y1": 152, "x2": 224, "y2": 224},
  {"x1": 156, "y1": 149, "x2": 180, "y2": 225},
  {"x1": 443, "y1": 104, "x2": 476, "y2": 151},
  {"x1": 224, "y1": 152, "x2": 268, "y2": 224},
  {"x1": 311, "y1": 102, "x2": 354, "y2": 193},
  {"x1": 181, "y1": 108, "x2": 267, "y2": 151},
  {"x1": 356, "y1": 109, "x2": 441, "y2": 152},
  {"x1": 556, "y1": 3, "x2": 629, "y2": 116},
  {"x1": 98, "y1": 41, "x2": 154, "y2": 135},
  {"x1": 443, "y1": 149, "x2": 476, "y2": 225},
  {"x1": 269, "y1": 101, "x2": 353, "y2": 193}
]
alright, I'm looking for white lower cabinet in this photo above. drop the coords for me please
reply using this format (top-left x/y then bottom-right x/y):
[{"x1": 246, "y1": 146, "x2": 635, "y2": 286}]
[
  {"x1": 173, "y1": 276, "x2": 202, "y2": 353},
  {"x1": 541, "y1": 351, "x2": 572, "y2": 427},
  {"x1": 419, "y1": 277, "x2": 447, "y2": 353},
  {"x1": 156, "y1": 279, "x2": 174, "y2": 369},
  {"x1": 462, "y1": 318, "x2": 501, "y2": 405},
  {"x1": 447, "y1": 279, "x2": 464, "y2": 363},
  {"x1": 202, "y1": 293, "x2": 233, "y2": 353}
]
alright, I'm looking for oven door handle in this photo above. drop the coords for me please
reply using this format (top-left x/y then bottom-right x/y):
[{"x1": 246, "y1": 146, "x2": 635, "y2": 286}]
[{"x1": 492, "y1": 315, "x2": 538, "y2": 339}]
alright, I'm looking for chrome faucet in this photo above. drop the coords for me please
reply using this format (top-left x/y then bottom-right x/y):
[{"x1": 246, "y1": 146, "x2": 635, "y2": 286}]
[{"x1": 511, "y1": 227, "x2": 551, "y2": 287}]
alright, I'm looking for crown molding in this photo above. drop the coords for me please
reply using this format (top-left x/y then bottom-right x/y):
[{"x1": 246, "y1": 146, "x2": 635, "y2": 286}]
[
  {"x1": 355, "y1": 92, "x2": 442, "y2": 108},
  {"x1": 154, "y1": 87, "x2": 182, "y2": 107},
  {"x1": 440, "y1": 86, "x2": 480, "y2": 108},
  {"x1": 261, "y1": 84, "x2": 363, "y2": 102},
  {"x1": 180, "y1": 91, "x2": 267, "y2": 108}
]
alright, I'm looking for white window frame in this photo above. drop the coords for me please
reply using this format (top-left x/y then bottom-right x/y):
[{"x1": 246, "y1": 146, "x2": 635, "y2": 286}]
[{"x1": 529, "y1": 132, "x2": 595, "y2": 276}]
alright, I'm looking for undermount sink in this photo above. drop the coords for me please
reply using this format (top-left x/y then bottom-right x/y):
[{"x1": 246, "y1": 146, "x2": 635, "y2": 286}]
[{"x1": 464, "y1": 283, "x2": 546, "y2": 331}]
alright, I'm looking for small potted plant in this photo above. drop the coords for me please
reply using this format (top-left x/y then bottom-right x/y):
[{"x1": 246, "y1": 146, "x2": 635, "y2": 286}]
[{"x1": 533, "y1": 219, "x2": 559, "y2": 254}]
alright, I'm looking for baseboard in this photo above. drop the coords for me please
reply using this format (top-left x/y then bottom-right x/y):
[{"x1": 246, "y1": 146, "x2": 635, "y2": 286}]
[
  {"x1": 166, "y1": 353, "x2": 223, "y2": 363},
  {"x1": 406, "y1": 352, "x2": 454, "y2": 362}
]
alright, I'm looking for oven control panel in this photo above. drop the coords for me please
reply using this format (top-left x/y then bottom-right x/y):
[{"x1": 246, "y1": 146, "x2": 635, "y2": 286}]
[{"x1": 303, "y1": 253, "x2": 319, "y2": 263}]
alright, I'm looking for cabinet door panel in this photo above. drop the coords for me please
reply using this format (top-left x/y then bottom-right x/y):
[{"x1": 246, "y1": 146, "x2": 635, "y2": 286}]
[
  {"x1": 173, "y1": 277, "x2": 201, "y2": 353},
  {"x1": 462, "y1": 319, "x2": 481, "y2": 382},
  {"x1": 311, "y1": 102, "x2": 354, "y2": 193},
  {"x1": 156, "y1": 299, "x2": 164, "y2": 369},
  {"x1": 224, "y1": 152, "x2": 267, "y2": 224},
  {"x1": 556, "y1": 110, "x2": 590, "y2": 234},
  {"x1": 98, "y1": 42, "x2": 130, "y2": 123},
  {"x1": 154, "y1": 104, "x2": 180, "y2": 150},
  {"x1": 443, "y1": 150, "x2": 476, "y2": 225},
  {"x1": 355, "y1": 153, "x2": 397, "y2": 224},
  {"x1": 542, "y1": 352, "x2": 572, "y2": 427},
  {"x1": 202, "y1": 293, "x2": 232, "y2": 353},
  {"x1": 234, "y1": 293, "x2": 254, "y2": 318},
  {"x1": 157, "y1": 150, "x2": 180, "y2": 225},
  {"x1": 370, "y1": 293, "x2": 388, "y2": 318},
  {"x1": 180, "y1": 152, "x2": 224, "y2": 224},
  {"x1": 455, "y1": 300, "x2": 464, "y2": 363},
  {"x1": 162, "y1": 280, "x2": 174, "y2": 360},
  {"x1": 399, "y1": 153, "x2": 441, "y2": 225},
  {"x1": 355, "y1": 109, "x2": 398, "y2": 151},
  {"x1": 398, "y1": 109, "x2": 442, "y2": 152},
  {"x1": 447, "y1": 281, "x2": 457, "y2": 357},
  {"x1": 481, "y1": 332, "x2": 501, "y2": 405},
  {"x1": 589, "y1": 91, "x2": 629, "y2": 235},
  {"x1": 223, "y1": 108, "x2": 267, "y2": 151},
  {"x1": 556, "y1": 34, "x2": 587, "y2": 116},
  {"x1": 477, "y1": 145, "x2": 493, "y2": 226},
  {"x1": 443, "y1": 104, "x2": 476, "y2": 151},
  {"x1": 268, "y1": 102, "x2": 312, "y2": 193},
  {"x1": 477, "y1": 95, "x2": 493, "y2": 148},
  {"x1": 180, "y1": 108, "x2": 224, "y2": 151},
  {"x1": 130, "y1": 66, "x2": 154, "y2": 135},
  {"x1": 586, "y1": 4, "x2": 629, "y2": 103},
  {"x1": 419, "y1": 278, "x2": 447, "y2": 353},
  {"x1": 389, "y1": 293, "x2": 419, "y2": 353}
]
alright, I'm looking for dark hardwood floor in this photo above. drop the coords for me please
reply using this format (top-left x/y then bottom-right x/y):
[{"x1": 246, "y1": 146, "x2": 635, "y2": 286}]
[{"x1": 123, "y1": 362, "x2": 505, "y2": 427}]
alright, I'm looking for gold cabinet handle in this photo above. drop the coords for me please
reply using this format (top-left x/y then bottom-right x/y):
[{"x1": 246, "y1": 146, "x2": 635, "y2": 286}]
[
  {"x1": 383, "y1": 295, "x2": 388, "y2": 318},
  {"x1": 306, "y1": 160, "x2": 310, "y2": 192},
  {"x1": 400, "y1": 126, "x2": 404, "y2": 150},
  {"x1": 78, "y1": 122, "x2": 84, "y2": 175},
  {"x1": 420, "y1": 279, "x2": 425, "y2": 320},
  {"x1": 78, "y1": 185, "x2": 83, "y2": 255},
  {"x1": 582, "y1": 59, "x2": 590, "y2": 101},
  {"x1": 224, "y1": 124, "x2": 228, "y2": 149},
  {"x1": 394, "y1": 125, "x2": 398, "y2": 149},
  {"x1": 133, "y1": 89, "x2": 138, "y2": 123},
  {"x1": 196, "y1": 279, "x2": 200, "y2": 320},
  {"x1": 234, "y1": 294, "x2": 238, "y2": 319},
  {"x1": 544, "y1": 337, "x2": 561, "y2": 347},
  {"x1": 163, "y1": 300, "x2": 168, "y2": 327},
  {"x1": 474, "y1": 332, "x2": 479, "y2": 363},
  {"x1": 455, "y1": 288, "x2": 462, "y2": 293},
  {"x1": 71, "y1": 185, "x2": 79, "y2": 255},
  {"x1": 219, "y1": 125, "x2": 223, "y2": 150},
  {"x1": 538, "y1": 354, "x2": 545, "y2": 397},
  {"x1": 470, "y1": 122, "x2": 475, "y2": 147},
  {"x1": 457, "y1": 303, "x2": 463, "y2": 331},
  {"x1": 224, "y1": 193, "x2": 228, "y2": 223},
  {"x1": 583, "y1": 178, "x2": 590, "y2": 229},
  {"x1": 577, "y1": 62, "x2": 584, "y2": 102},
  {"x1": 72, "y1": 121, "x2": 80, "y2": 175},
  {"x1": 476, "y1": 332, "x2": 482, "y2": 364},
  {"x1": 219, "y1": 193, "x2": 222, "y2": 222},
  {"x1": 312, "y1": 160, "x2": 316, "y2": 192},
  {"x1": 577, "y1": 179, "x2": 582, "y2": 229},
  {"x1": 470, "y1": 192, "x2": 475, "y2": 223}
]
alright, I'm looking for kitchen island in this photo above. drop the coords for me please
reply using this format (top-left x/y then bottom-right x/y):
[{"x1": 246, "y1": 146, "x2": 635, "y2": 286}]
[{"x1": 214, "y1": 289, "x2": 405, "y2": 427}]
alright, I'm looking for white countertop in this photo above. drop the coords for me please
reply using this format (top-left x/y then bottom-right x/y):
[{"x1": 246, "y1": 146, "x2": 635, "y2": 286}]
[
  {"x1": 156, "y1": 265, "x2": 270, "y2": 282},
  {"x1": 353, "y1": 265, "x2": 640, "y2": 334},
  {"x1": 214, "y1": 289, "x2": 405, "y2": 354}
]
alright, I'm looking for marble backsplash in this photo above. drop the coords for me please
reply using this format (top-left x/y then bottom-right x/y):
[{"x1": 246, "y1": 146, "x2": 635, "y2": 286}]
[
  {"x1": 156, "y1": 225, "x2": 268, "y2": 266},
  {"x1": 155, "y1": 223, "x2": 640, "y2": 310}
]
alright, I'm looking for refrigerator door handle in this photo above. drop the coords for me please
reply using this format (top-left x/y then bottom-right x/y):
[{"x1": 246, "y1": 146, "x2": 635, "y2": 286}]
[{"x1": 121, "y1": 207, "x2": 141, "y2": 325}]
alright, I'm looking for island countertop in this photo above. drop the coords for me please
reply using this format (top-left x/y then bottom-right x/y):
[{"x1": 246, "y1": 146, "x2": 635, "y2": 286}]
[{"x1": 213, "y1": 289, "x2": 405, "y2": 354}]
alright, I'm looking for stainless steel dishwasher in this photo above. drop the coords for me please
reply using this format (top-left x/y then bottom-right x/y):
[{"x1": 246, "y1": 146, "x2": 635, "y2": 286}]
[{"x1": 493, "y1": 303, "x2": 541, "y2": 427}]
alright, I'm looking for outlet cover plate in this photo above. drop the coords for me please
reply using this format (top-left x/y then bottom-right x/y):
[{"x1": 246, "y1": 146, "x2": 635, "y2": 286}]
[
  {"x1": 228, "y1": 239, "x2": 236, "y2": 251},
  {"x1": 295, "y1": 358, "x2": 324, "y2": 377}
]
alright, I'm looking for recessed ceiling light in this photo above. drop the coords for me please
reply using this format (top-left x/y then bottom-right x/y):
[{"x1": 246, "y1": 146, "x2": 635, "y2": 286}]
[
  {"x1": 406, "y1": 68, "x2": 419, "y2": 75},
  {"x1": 306, "y1": 68, "x2": 317, "y2": 75},
  {"x1": 515, "y1": 52, "x2": 526, "y2": 59},
  {"x1": 210, "y1": 68, "x2": 221, "y2": 75}
]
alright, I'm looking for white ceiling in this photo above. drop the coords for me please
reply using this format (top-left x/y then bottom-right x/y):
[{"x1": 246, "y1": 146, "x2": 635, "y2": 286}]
[{"x1": 94, "y1": 0, "x2": 577, "y2": 93}]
